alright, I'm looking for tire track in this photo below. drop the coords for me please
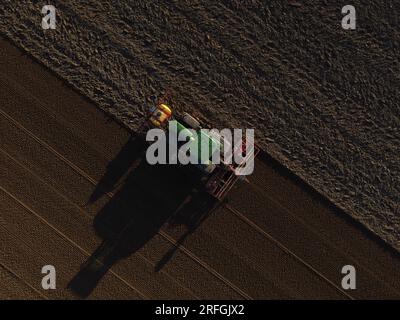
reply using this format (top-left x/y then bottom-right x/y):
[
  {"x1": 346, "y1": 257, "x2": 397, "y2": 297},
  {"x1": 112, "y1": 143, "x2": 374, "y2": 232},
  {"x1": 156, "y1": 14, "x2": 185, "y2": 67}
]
[
  {"x1": 224, "y1": 203, "x2": 354, "y2": 299},
  {"x1": 0, "y1": 261, "x2": 48, "y2": 300}
]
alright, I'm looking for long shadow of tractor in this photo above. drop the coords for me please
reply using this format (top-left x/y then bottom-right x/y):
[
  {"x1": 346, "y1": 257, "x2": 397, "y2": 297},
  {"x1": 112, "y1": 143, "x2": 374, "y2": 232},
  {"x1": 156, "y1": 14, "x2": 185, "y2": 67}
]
[
  {"x1": 68, "y1": 99, "x2": 258, "y2": 298},
  {"x1": 68, "y1": 135, "x2": 219, "y2": 298}
]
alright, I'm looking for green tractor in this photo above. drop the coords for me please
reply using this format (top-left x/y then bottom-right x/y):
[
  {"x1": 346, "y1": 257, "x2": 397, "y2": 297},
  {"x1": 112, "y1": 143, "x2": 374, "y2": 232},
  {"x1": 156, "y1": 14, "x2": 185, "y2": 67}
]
[{"x1": 143, "y1": 101, "x2": 259, "y2": 200}]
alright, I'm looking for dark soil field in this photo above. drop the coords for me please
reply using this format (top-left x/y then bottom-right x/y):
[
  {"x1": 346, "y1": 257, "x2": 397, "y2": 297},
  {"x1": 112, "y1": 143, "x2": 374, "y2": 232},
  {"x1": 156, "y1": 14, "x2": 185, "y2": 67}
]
[
  {"x1": 1, "y1": 1, "x2": 399, "y2": 251},
  {"x1": 0, "y1": 1, "x2": 399, "y2": 299},
  {"x1": 1, "y1": 36, "x2": 400, "y2": 299}
]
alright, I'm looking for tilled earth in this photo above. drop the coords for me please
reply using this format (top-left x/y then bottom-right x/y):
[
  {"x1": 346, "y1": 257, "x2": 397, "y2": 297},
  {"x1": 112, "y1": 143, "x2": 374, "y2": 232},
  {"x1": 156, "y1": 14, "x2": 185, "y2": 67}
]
[
  {"x1": 1, "y1": 36, "x2": 400, "y2": 299},
  {"x1": 0, "y1": 1, "x2": 399, "y2": 253}
]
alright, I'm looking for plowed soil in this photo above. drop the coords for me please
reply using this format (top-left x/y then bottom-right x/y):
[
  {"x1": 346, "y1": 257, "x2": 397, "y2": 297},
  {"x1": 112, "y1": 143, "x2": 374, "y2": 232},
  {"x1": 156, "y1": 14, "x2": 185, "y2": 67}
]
[
  {"x1": 1, "y1": 1, "x2": 399, "y2": 250},
  {"x1": 1, "y1": 36, "x2": 400, "y2": 299}
]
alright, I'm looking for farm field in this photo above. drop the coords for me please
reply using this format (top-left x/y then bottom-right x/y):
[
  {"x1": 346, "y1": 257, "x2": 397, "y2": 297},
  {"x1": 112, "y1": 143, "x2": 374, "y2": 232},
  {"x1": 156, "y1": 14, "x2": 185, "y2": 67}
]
[
  {"x1": 0, "y1": 36, "x2": 399, "y2": 299},
  {"x1": 1, "y1": 1, "x2": 399, "y2": 251}
]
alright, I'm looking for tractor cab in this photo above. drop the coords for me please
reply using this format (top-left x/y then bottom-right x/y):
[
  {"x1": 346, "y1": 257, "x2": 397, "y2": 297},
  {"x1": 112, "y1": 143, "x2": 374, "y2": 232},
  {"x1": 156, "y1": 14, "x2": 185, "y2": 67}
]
[{"x1": 148, "y1": 103, "x2": 172, "y2": 128}]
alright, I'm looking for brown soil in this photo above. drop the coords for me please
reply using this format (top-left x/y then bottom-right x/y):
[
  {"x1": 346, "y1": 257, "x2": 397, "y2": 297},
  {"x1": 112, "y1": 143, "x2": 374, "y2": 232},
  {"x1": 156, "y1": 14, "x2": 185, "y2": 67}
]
[
  {"x1": 1, "y1": 36, "x2": 400, "y2": 299},
  {"x1": 1, "y1": 1, "x2": 399, "y2": 251}
]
